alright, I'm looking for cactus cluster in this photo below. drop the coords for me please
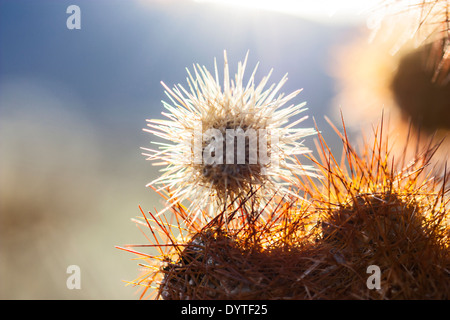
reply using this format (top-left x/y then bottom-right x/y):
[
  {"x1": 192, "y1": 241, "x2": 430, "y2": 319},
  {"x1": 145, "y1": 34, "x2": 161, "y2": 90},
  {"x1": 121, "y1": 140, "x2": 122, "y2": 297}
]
[{"x1": 118, "y1": 1, "x2": 450, "y2": 300}]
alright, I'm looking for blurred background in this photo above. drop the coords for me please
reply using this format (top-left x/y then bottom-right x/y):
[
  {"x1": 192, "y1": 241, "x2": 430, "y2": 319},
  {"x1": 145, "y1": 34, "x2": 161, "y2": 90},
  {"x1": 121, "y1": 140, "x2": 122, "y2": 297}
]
[{"x1": 1, "y1": 0, "x2": 431, "y2": 299}]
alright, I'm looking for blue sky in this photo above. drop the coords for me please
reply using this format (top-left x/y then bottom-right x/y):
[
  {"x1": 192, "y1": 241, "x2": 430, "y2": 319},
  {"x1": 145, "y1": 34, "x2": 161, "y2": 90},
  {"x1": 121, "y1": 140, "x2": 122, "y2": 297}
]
[{"x1": 0, "y1": 0, "x2": 356, "y2": 136}]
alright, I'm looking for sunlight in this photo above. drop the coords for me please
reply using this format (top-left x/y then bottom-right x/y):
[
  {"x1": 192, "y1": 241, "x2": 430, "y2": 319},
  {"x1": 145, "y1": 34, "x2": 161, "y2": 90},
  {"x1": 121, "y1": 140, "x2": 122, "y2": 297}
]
[{"x1": 194, "y1": 0, "x2": 381, "y2": 24}]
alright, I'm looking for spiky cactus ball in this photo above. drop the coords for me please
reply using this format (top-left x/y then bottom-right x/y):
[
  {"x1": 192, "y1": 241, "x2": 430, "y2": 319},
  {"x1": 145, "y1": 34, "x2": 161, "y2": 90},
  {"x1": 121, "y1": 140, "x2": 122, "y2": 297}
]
[
  {"x1": 157, "y1": 199, "x2": 319, "y2": 300},
  {"x1": 322, "y1": 194, "x2": 449, "y2": 299},
  {"x1": 307, "y1": 119, "x2": 450, "y2": 299},
  {"x1": 142, "y1": 51, "x2": 316, "y2": 221}
]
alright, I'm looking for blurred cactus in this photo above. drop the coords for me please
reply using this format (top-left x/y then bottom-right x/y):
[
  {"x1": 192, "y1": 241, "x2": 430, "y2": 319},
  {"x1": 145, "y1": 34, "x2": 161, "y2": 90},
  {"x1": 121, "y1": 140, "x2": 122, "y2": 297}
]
[{"x1": 332, "y1": 0, "x2": 450, "y2": 183}]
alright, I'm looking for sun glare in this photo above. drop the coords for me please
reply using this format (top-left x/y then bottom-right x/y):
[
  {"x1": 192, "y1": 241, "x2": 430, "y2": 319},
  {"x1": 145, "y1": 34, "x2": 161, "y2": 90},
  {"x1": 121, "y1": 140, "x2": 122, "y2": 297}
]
[{"x1": 194, "y1": 0, "x2": 380, "y2": 24}]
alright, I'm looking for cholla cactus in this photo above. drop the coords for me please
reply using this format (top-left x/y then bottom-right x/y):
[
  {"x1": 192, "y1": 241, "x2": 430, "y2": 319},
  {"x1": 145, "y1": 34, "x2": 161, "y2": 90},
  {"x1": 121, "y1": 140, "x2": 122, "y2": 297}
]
[
  {"x1": 142, "y1": 52, "x2": 317, "y2": 222},
  {"x1": 119, "y1": 117, "x2": 449, "y2": 300},
  {"x1": 119, "y1": 3, "x2": 450, "y2": 296},
  {"x1": 305, "y1": 117, "x2": 450, "y2": 299}
]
